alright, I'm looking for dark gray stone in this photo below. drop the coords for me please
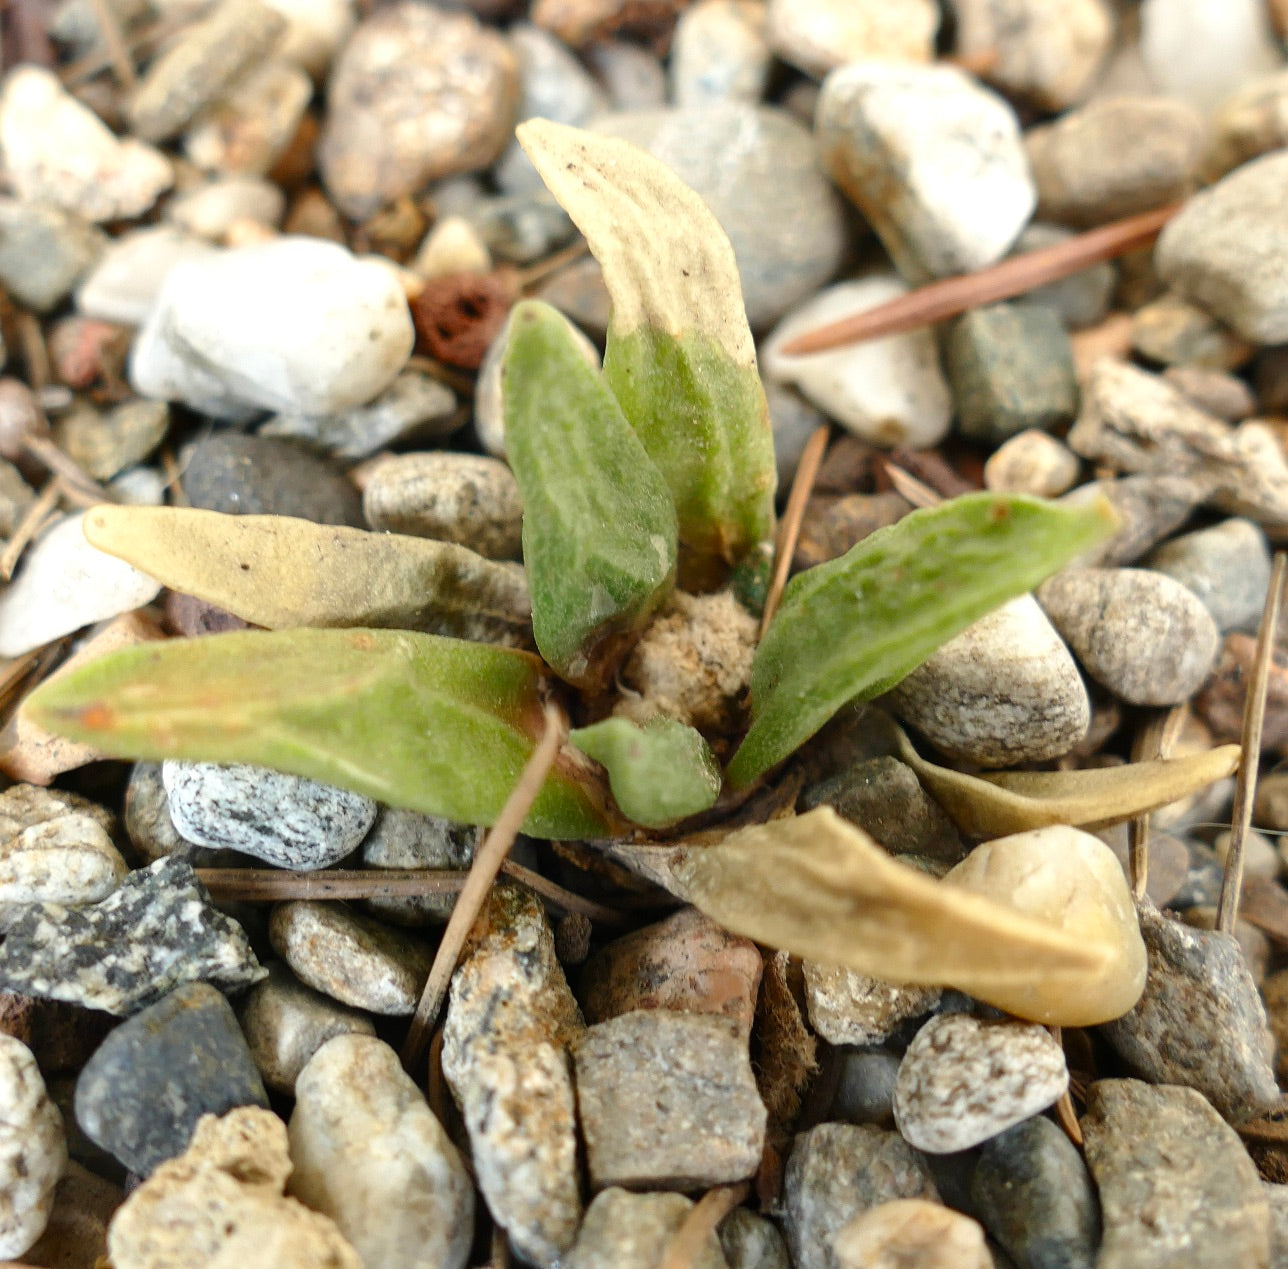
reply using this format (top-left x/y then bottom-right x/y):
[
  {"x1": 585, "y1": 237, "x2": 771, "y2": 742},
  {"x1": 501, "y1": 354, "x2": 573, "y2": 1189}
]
[
  {"x1": 830, "y1": 1047, "x2": 901, "y2": 1128},
  {"x1": 946, "y1": 303, "x2": 1078, "y2": 444},
  {"x1": 180, "y1": 432, "x2": 364, "y2": 526},
  {"x1": 782, "y1": 1123, "x2": 938, "y2": 1269},
  {"x1": 74, "y1": 981, "x2": 268, "y2": 1176},
  {"x1": 1099, "y1": 901, "x2": 1278, "y2": 1122},
  {"x1": 1082, "y1": 1079, "x2": 1270, "y2": 1269},
  {"x1": 970, "y1": 1116, "x2": 1100, "y2": 1269},
  {"x1": 802, "y1": 757, "x2": 963, "y2": 862}
]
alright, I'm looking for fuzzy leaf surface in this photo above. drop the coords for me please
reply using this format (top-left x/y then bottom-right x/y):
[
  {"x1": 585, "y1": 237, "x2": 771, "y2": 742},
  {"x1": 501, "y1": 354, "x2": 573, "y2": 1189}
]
[
  {"x1": 570, "y1": 716, "x2": 721, "y2": 828},
  {"x1": 727, "y1": 493, "x2": 1119, "y2": 787},
  {"x1": 82, "y1": 505, "x2": 531, "y2": 640},
  {"x1": 21, "y1": 628, "x2": 614, "y2": 838},
  {"x1": 503, "y1": 300, "x2": 676, "y2": 688},
  {"x1": 518, "y1": 119, "x2": 776, "y2": 586}
]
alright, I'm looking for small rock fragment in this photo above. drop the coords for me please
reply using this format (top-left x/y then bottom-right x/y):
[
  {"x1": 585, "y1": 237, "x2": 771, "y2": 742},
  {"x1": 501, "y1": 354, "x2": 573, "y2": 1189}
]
[
  {"x1": 441, "y1": 885, "x2": 583, "y2": 1266},
  {"x1": 289, "y1": 1035, "x2": 474, "y2": 1269},
  {"x1": 237, "y1": 963, "x2": 375, "y2": 1095},
  {"x1": 580, "y1": 906, "x2": 762, "y2": 1035},
  {"x1": 1014, "y1": 222, "x2": 1116, "y2": 329},
  {"x1": 359, "y1": 808, "x2": 477, "y2": 926},
  {"x1": 574, "y1": 1009, "x2": 767, "y2": 1190},
  {"x1": 671, "y1": 1, "x2": 772, "y2": 107},
  {"x1": 1165, "y1": 364, "x2": 1258, "y2": 420},
  {"x1": 0, "y1": 67, "x2": 172, "y2": 222},
  {"x1": 565, "y1": 1187, "x2": 728, "y2": 1269},
  {"x1": 0, "y1": 811, "x2": 126, "y2": 916},
  {"x1": 782, "y1": 1123, "x2": 938, "y2": 1269},
  {"x1": 162, "y1": 761, "x2": 377, "y2": 872},
  {"x1": 1146, "y1": 517, "x2": 1271, "y2": 632},
  {"x1": 763, "y1": 276, "x2": 952, "y2": 448},
  {"x1": 1100, "y1": 900, "x2": 1279, "y2": 1123},
  {"x1": 0, "y1": 198, "x2": 105, "y2": 313},
  {"x1": 75, "y1": 982, "x2": 268, "y2": 1176},
  {"x1": 106, "y1": 1107, "x2": 361, "y2": 1269},
  {"x1": 765, "y1": 0, "x2": 938, "y2": 77},
  {"x1": 802, "y1": 963, "x2": 940, "y2": 1048},
  {"x1": 1156, "y1": 149, "x2": 1288, "y2": 345},
  {"x1": 834, "y1": 1199, "x2": 990, "y2": 1269},
  {"x1": 0, "y1": 512, "x2": 161, "y2": 658},
  {"x1": 319, "y1": 4, "x2": 518, "y2": 220},
  {"x1": 893, "y1": 1014, "x2": 1068, "y2": 1154},
  {"x1": 0, "y1": 1036, "x2": 65, "y2": 1260},
  {"x1": 1207, "y1": 69, "x2": 1288, "y2": 179},
  {"x1": 831, "y1": 1049, "x2": 902, "y2": 1128},
  {"x1": 1026, "y1": 95, "x2": 1204, "y2": 227},
  {"x1": 269, "y1": 901, "x2": 432, "y2": 1016},
  {"x1": 55, "y1": 398, "x2": 168, "y2": 482},
  {"x1": 984, "y1": 428, "x2": 1081, "y2": 496},
  {"x1": 131, "y1": 236, "x2": 414, "y2": 419},
  {"x1": 0, "y1": 856, "x2": 264, "y2": 1015},
  {"x1": 363, "y1": 451, "x2": 523, "y2": 559},
  {"x1": 1038, "y1": 566, "x2": 1219, "y2": 706},
  {"x1": 1082, "y1": 1079, "x2": 1270, "y2": 1268},
  {"x1": 166, "y1": 176, "x2": 286, "y2": 240},
  {"x1": 1132, "y1": 292, "x2": 1253, "y2": 370},
  {"x1": 817, "y1": 62, "x2": 1034, "y2": 282},
  {"x1": 889, "y1": 595, "x2": 1090, "y2": 767},
  {"x1": 125, "y1": 762, "x2": 235, "y2": 867},
  {"x1": 720, "y1": 1207, "x2": 790, "y2": 1269},
  {"x1": 76, "y1": 224, "x2": 217, "y2": 327}
]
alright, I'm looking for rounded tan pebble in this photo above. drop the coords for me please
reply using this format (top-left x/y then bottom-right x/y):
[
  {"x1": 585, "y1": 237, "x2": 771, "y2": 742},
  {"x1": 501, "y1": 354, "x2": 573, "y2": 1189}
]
[
  {"x1": 983, "y1": 428, "x2": 1080, "y2": 496},
  {"x1": 0, "y1": 812, "x2": 127, "y2": 913},
  {"x1": 362, "y1": 451, "x2": 524, "y2": 560},
  {"x1": 834, "y1": 1199, "x2": 990, "y2": 1269}
]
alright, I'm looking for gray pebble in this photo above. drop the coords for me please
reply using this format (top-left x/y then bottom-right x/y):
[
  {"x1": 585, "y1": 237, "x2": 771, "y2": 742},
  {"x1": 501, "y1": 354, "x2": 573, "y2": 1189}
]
[
  {"x1": 1082, "y1": 1079, "x2": 1270, "y2": 1269},
  {"x1": 945, "y1": 303, "x2": 1077, "y2": 444},
  {"x1": 831, "y1": 1048, "x2": 901, "y2": 1129},
  {"x1": 1026, "y1": 95, "x2": 1204, "y2": 228},
  {"x1": 74, "y1": 981, "x2": 268, "y2": 1176},
  {"x1": 720, "y1": 1207, "x2": 789, "y2": 1269},
  {"x1": 181, "y1": 432, "x2": 364, "y2": 526},
  {"x1": 1062, "y1": 474, "x2": 1209, "y2": 568},
  {"x1": 594, "y1": 104, "x2": 848, "y2": 328},
  {"x1": 1145, "y1": 517, "x2": 1271, "y2": 632},
  {"x1": 468, "y1": 190, "x2": 576, "y2": 265},
  {"x1": 802, "y1": 756, "x2": 963, "y2": 862},
  {"x1": 76, "y1": 224, "x2": 216, "y2": 327},
  {"x1": 671, "y1": 0, "x2": 771, "y2": 107},
  {"x1": 889, "y1": 595, "x2": 1090, "y2": 767},
  {"x1": 441, "y1": 885, "x2": 583, "y2": 1267},
  {"x1": 261, "y1": 371, "x2": 458, "y2": 461},
  {"x1": 1037, "y1": 566, "x2": 1220, "y2": 706},
  {"x1": 362, "y1": 452, "x2": 523, "y2": 560},
  {"x1": 970, "y1": 1116, "x2": 1100, "y2": 1269},
  {"x1": 564, "y1": 1188, "x2": 728, "y2": 1269},
  {"x1": 782, "y1": 1123, "x2": 938, "y2": 1269},
  {"x1": 1156, "y1": 148, "x2": 1288, "y2": 344},
  {"x1": 237, "y1": 962, "x2": 375, "y2": 1095},
  {"x1": 766, "y1": 381, "x2": 828, "y2": 490},
  {"x1": 802, "y1": 963, "x2": 940, "y2": 1048},
  {"x1": 533, "y1": 255, "x2": 611, "y2": 340},
  {"x1": 360, "y1": 808, "x2": 478, "y2": 927},
  {"x1": 0, "y1": 856, "x2": 264, "y2": 1015},
  {"x1": 162, "y1": 761, "x2": 376, "y2": 872},
  {"x1": 574, "y1": 1009, "x2": 766, "y2": 1191},
  {"x1": 1012, "y1": 224, "x2": 1114, "y2": 330},
  {"x1": 1099, "y1": 900, "x2": 1278, "y2": 1123},
  {"x1": 1131, "y1": 292, "x2": 1251, "y2": 371},
  {"x1": 1162, "y1": 365, "x2": 1258, "y2": 422},
  {"x1": 584, "y1": 40, "x2": 667, "y2": 112},
  {"x1": 0, "y1": 198, "x2": 104, "y2": 313},
  {"x1": 893, "y1": 1014, "x2": 1068, "y2": 1154}
]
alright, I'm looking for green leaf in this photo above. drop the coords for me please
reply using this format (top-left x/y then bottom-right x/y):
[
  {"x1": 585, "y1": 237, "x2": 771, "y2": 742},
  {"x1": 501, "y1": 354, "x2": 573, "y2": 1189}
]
[
  {"x1": 503, "y1": 300, "x2": 677, "y2": 689},
  {"x1": 517, "y1": 119, "x2": 776, "y2": 588},
  {"x1": 82, "y1": 505, "x2": 531, "y2": 642},
  {"x1": 570, "y1": 716, "x2": 721, "y2": 828},
  {"x1": 21, "y1": 628, "x2": 616, "y2": 839},
  {"x1": 727, "y1": 493, "x2": 1120, "y2": 788}
]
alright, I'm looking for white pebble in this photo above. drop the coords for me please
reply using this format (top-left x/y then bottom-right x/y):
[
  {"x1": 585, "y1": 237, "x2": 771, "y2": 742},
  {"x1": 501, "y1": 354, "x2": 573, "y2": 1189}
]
[{"x1": 0, "y1": 1036, "x2": 65, "y2": 1259}]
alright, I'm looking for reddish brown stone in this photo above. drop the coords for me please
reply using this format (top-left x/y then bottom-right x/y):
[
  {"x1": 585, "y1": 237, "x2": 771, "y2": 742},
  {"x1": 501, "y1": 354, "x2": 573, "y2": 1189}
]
[
  {"x1": 794, "y1": 491, "x2": 910, "y2": 571},
  {"x1": 410, "y1": 270, "x2": 516, "y2": 370},
  {"x1": 1194, "y1": 633, "x2": 1288, "y2": 753}
]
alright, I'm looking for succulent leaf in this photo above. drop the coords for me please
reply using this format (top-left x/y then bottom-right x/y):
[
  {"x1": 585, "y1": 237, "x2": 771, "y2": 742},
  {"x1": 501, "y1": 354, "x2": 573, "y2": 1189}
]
[
  {"x1": 21, "y1": 628, "x2": 615, "y2": 838},
  {"x1": 570, "y1": 715, "x2": 721, "y2": 828},
  {"x1": 727, "y1": 493, "x2": 1120, "y2": 788},
  {"x1": 503, "y1": 299, "x2": 677, "y2": 690},
  {"x1": 517, "y1": 119, "x2": 776, "y2": 587}
]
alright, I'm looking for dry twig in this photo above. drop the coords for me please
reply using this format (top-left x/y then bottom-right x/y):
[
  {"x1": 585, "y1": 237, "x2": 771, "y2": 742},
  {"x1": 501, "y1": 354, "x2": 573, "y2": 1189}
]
[
  {"x1": 1128, "y1": 706, "x2": 1188, "y2": 902},
  {"x1": 660, "y1": 1182, "x2": 749, "y2": 1269},
  {"x1": 0, "y1": 479, "x2": 59, "y2": 579},
  {"x1": 760, "y1": 425, "x2": 828, "y2": 637},
  {"x1": 85, "y1": 0, "x2": 138, "y2": 88}
]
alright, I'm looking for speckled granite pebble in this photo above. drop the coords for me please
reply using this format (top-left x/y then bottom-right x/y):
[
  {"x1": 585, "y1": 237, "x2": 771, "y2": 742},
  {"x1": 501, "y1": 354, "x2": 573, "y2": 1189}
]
[
  {"x1": 1082, "y1": 1079, "x2": 1270, "y2": 1269},
  {"x1": 163, "y1": 761, "x2": 377, "y2": 872},
  {"x1": 802, "y1": 963, "x2": 940, "y2": 1048},
  {"x1": 237, "y1": 963, "x2": 375, "y2": 1095},
  {"x1": 269, "y1": 901, "x2": 432, "y2": 1016},
  {"x1": 564, "y1": 1187, "x2": 728, "y2": 1269},
  {"x1": 782, "y1": 1123, "x2": 938, "y2": 1269},
  {"x1": 125, "y1": 762, "x2": 235, "y2": 868},
  {"x1": 1100, "y1": 900, "x2": 1278, "y2": 1123},
  {"x1": 75, "y1": 982, "x2": 268, "y2": 1176},
  {"x1": 574, "y1": 1009, "x2": 766, "y2": 1191},
  {"x1": 893, "y1": 1014, "x2": 1068, "y2": 1153},
  {"x1": 289, "y1": 1035, "x2": 474, "y2": 1269},
  {"x1": 0, "y1": 857, "x2": 264, "y2": 1015},
  {"x1": 0, "y1": 1036, "x2": 65, "y2": 1259}
]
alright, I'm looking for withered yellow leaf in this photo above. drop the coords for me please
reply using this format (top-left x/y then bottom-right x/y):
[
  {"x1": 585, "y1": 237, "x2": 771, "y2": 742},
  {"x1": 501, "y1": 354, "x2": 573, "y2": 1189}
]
[
  {"x1": 668, "y1": 807, "x2": 1144, "y2": 1026},
  {"x1": 83, "y1": 505, "x2": 531, "y2": 641},
  {"x1": 892, "y1": 722, "x2": 1241, "y2": 838}
]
